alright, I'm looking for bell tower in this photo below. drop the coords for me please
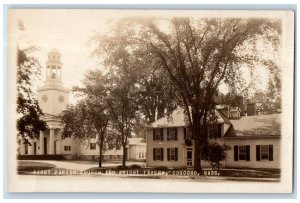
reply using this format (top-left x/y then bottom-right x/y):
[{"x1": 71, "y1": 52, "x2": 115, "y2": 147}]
[
  {"x1": 37, "y1": 48, "x2": 70, "y2": 116},
  {"x1": 46, "y1": 48, "x2": 63, "y2": 81}
]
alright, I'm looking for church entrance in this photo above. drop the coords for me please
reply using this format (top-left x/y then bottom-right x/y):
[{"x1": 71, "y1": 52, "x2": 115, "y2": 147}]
[
  {"x1": 34, "y1": 142, "x2": 37, "y2": 155},
  {"x1": 44, "y1": 137, "x2": 47, "y2": 154}
]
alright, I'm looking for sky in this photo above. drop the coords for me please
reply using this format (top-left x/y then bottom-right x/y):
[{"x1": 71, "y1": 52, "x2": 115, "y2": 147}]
[{"x1": 8, "y1": 9, "x2": 275, "y2": 104}]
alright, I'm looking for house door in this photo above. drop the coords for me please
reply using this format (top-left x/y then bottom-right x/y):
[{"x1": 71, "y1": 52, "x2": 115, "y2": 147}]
[
  {"x1": 186, "y1": 148, "x2": 193, "y2": 167},
  {"x1": 44, "y1": 137, "x2": 47, "y2": 154},
  {"x1": 34, "y1": 142, "x2": 37, "y2": 155}
]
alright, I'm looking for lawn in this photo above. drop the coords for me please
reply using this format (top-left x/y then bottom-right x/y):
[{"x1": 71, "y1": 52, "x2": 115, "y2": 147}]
[{"x1": 17, "y1": 161, "x2": 56, "y2": 174}]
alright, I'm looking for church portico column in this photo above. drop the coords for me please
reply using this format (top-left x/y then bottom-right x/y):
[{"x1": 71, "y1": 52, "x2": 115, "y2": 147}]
[
  {"x1": 56, "y1": 130, "x2": 62, "y2": 154},
  {"x1": 39, "y1": 131, "x2": 44, "y2": 155},
  {"x1": 28, "y1": 139, "x2": 34, "y2": 155},
  {"x1": 49, "y1": 129, "x2": 55, "y2": 155},
  {"x1": 19, "y1": 140, "x2": 25, "y2": 155}
]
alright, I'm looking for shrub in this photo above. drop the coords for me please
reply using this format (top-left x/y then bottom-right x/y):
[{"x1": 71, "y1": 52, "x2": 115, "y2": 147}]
[
  {"x1": 174, "y1": 166, "x2": 188, "y2": 170},
  {"x1": 153, "y1": 166, "x2": 169, "y2": 171},
  {"x1": 207, "y1": 141, "x2": 231, "y2": 170},
  {"x1": 129, "y1": 164, "x2": 142, "y2": 169},
  {"x1": 116, "y1": 165, "x2": 129, "y2": 170}
]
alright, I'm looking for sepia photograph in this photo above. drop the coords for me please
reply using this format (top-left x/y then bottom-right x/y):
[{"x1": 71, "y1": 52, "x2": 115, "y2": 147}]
[{"x1": 5, "y1": 9, "x2": 294, "y2": 193}]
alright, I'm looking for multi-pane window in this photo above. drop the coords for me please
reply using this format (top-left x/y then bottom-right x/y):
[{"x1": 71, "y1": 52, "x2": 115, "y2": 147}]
[
  {"x1": 239, "y1": 146, "x2": 246, "y2": 160},
  {"x1": 90, "y1": 143, "x2": 97, "y2": 150},
  {"x1": 167, "y1": 147, "x2": 178, "y2": 161},
  {"x1": 64, "y1": 146, "x2": 71, "y2": 151},
  {"x1": 184, "y1": 127, "x2": 192, "y2": 140},
  {"x1": 234, "y1": 145, "x2": 250, "y2": 161},
  {"x1": 167, "y1": 128, "x2": 177, "y2": 140},
  {"x1": 153, "y1": 148, "x2": 163, "y2": 161},
  {"x1": 187, "y1": 148, "x2": 193, "y2": 166},
  {"x1": 261, "y1": 145, "x2": 269, "y2": 160},
  {"x1": 153, "y1": 128, "x2": 164, "y2": 141},
  {"x1": 256, "y1": 145, "x2": 273, "y2": 161}
]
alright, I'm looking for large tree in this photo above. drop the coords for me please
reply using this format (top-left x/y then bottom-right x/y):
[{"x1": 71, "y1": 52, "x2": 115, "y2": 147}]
[
  {"x1": 105, "y1": 70, "x2": 139, "y2": 167},
  {"x1": 93, "y1": 17, "x2": 280, "y2": 172},
  {"x1": 61, "y1": 70, "x2": 109, "y2": 167},
  {"x1": 16, "y1": 24, "x2": 47, "y2": 145}
]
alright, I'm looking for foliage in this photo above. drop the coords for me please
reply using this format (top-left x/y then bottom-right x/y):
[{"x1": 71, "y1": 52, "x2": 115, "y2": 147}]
[
  {"x1": 207, "y1": 141, "x2": 230, "y2": 170},
  {"x1": 153, "y1": 166, "x2": 169, "y2": 171},
  {"x1": 134, "y1": 18, "x2": 279, "y2": 172},
  {"x1": 17, "y1": 46, "x2": 47, "y2": 144},
  {"x1": 91, "y1": 17, "x2": 280, "y2": 172},
  {"x1": 129, "y1": 164, "x2": 142, "y2": 169},
  {"x1": 60, "y1": 70, "x2": 110, "y2": 167}
]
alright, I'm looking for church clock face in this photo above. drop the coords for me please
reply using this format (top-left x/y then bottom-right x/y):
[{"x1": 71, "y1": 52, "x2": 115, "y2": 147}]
[
  {"x1": 59, "y1": 95, "x2": 64, "y2": 103},
  {"x1": 42, "y1": 95, "x2": 48, "y2": 102}
]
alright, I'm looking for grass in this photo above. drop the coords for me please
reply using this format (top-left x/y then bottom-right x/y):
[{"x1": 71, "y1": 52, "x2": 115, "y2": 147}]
[
  {"x1": 17, "y1": 161, "x2": 56, "y2": 174},
  {"x1": 18, "y1": 161, "x2": 56, "y2": 170},
  {"x1": 219, "y1": 169, "x2": 280, "y2": 178}
]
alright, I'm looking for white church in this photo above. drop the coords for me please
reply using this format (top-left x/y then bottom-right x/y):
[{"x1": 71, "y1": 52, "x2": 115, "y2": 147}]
[{"x1": 18, "y1": 49, "x2": 146, "y2": 161}]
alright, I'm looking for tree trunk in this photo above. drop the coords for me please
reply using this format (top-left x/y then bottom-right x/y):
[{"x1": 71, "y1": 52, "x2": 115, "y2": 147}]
[
  {"x1": 122, "y1": 142, "x2": 127, "y2": 167},
  {"x1": 98, "y1": 147, "x2": 102, "y2": 168},
  {"x1": 194, "y1": 137, "x2": 202, "y2": 173},
  {"x1": 98, "y1": 138, "x2": 104, "y2": 167},
  {"x1": 192, "y1": 114, "x2": 202, "y2": 173}
]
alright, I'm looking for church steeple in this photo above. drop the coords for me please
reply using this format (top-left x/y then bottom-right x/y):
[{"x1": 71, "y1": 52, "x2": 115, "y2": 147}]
[
  {"x1": 46, "y1": 48, "x2": 62, "y2": 80},
  {"x1": 37, "y1": 48, "x2": 70, "y2": 116}
]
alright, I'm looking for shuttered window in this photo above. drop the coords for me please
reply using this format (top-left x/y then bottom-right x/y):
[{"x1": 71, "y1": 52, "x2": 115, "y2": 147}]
[
  {"x1": 239, "y1": 146, "x2": 246, "y2": 160},
  {"x1": 234, "y1": 145, "x2": 250, "y2": 161},
  {"x1": 256, "y1": 145, "x2": 274, "y2": 161},
  {"x1": 167, "y1": 147, "x2": 178, "y2": 161},
  {"x1": 184, "y1": 127, "x2": 192, "y2": 140},
  {"x1": 153, "y1": 128, "x2": 164, "y2": 141},
  {"x1": 153, "y1": 148, "x2": 164, "y2": 161},
  {"x1": 167, "y1": 128, "x2": 177, "y2": 140}
]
